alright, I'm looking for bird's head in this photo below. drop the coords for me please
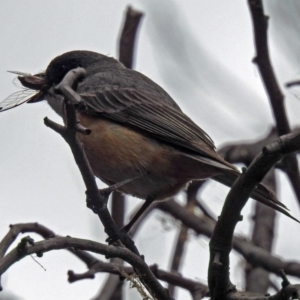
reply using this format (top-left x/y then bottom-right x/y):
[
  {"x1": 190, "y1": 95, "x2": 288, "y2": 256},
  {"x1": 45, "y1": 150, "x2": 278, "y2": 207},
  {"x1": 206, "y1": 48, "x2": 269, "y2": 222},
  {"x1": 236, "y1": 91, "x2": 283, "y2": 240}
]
[
  {"x1": 18, "y1": 50, "x2": 120, "y2": 103},
  {"x1": 44, "y1": 50, "x2": 120, "y2": 85},
  {"x1": 2, "y1": 51, "x2": 122, "y2": 108}
]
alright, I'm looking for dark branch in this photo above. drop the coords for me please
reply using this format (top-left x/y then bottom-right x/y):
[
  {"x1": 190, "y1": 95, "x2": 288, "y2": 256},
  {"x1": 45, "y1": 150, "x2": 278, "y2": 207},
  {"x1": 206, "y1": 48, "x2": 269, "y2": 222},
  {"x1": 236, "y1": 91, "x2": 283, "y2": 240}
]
[
  {"x1": 208, "y1": 130, "x2": 300, "y2": 298},
  {"x1": 44, "y1": 68, "x2": 140, "y2": 256},
  {"x1": 67, "y1": 257, "x2": 209, "y2": 297},
  {"x1": 0, "y1": 223, "x2": 55, "y2": 259},
  {"x1": 246, "y1": 171, "x2": 276, "y2": 294},
  {"x1": 118, "y1": 6, "x2": 143, "y2": 69},
  {"x1": 248, "y1": 0, "x2": 300, "y2": 208},
  {"x1": 0, "y1": 236, "x2": 172, "y2": 300},
  {"x1": 219, "y1": 129, "x2": 278, "y2": 293},
  {"x1": 248, "y1": 0, "x2": 289, "y2": 135}
]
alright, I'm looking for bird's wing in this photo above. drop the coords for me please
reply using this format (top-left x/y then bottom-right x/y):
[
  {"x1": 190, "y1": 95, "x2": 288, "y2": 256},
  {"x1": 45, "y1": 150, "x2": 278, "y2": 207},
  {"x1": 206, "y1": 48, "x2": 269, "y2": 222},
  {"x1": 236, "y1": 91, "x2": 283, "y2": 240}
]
[
  {"x1": 76, "y1": 72, "x2": 299, "y2": 218},
  {"x1": 79, "y1": 86, "x2": 232, "y2": 166}
]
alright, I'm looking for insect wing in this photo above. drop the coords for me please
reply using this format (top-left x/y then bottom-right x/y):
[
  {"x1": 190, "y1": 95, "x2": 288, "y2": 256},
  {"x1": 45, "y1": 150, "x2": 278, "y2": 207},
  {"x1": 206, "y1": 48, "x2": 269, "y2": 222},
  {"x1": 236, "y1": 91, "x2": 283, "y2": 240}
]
[
  {"x1": 7, "y1": 70, "x2": 31, "y2": 76},
  {"x1": 0, "y1": 89, "x2": 38, "y2": 112}
]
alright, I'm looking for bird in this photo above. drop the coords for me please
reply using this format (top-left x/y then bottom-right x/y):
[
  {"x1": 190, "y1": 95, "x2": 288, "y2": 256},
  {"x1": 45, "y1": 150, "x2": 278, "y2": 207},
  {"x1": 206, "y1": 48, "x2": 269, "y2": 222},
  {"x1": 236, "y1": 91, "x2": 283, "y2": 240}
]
[{"x1": 2, "y1": 50, "x2": 298, "y2": 231}]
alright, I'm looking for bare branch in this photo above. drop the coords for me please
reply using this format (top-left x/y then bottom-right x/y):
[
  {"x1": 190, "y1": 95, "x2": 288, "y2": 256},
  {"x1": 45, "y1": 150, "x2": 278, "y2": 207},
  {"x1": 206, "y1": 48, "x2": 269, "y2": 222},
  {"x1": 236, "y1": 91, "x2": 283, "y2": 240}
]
[
  {"x1": 0, "y1": 236, "x2": 172, "y2": 300},
  {"x1": 44, "y1": 69, "x2": 140, "y2": 256},
  {"x1": 0, "y1": 223, "x2": 55, "y2": 258},
  {"x1": 118, "y1": 6, "x2": 143, "y2": 69},
  {"x1": 219, "y1": 129, "x2": 278, "y2": 293},
  {"x1": 208, "y1": 130, "x2": 300, "y2": 298},
  {"x1": 67, "y1": 257, "x2": 209, "y2": 297},
  {"x1": 248, "y1": 0, "x2": 300, "y2": 207}
]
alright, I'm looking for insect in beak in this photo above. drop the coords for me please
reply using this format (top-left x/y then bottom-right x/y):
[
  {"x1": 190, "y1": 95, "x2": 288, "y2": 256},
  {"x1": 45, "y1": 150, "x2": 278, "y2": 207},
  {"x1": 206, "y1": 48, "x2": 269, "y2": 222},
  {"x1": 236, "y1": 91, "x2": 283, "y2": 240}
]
[{"x1": 0, "y1": 72, "x2": 46, "y2": 112}]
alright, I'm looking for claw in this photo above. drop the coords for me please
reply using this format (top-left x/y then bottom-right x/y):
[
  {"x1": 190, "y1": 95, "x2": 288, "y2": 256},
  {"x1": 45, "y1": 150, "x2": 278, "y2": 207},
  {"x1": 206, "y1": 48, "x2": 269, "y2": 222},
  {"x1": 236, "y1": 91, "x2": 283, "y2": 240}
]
[
  {"x1": 54, "y1": 67, "x2": 87, "y2": 108},
  {"x1": 105, "y1": 227, "x2": 135, "y2": 247}
]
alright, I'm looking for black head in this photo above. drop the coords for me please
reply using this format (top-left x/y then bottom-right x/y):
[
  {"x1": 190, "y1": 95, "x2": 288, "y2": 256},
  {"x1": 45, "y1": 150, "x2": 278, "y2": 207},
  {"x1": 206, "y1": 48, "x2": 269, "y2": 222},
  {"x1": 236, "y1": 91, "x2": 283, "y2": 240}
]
[
  {"x1": 45, "y1": 50, "x2": 123, "y2": 85},
  {"x1": 8, "y1": 50, "x2": 123, "y2": 106}
]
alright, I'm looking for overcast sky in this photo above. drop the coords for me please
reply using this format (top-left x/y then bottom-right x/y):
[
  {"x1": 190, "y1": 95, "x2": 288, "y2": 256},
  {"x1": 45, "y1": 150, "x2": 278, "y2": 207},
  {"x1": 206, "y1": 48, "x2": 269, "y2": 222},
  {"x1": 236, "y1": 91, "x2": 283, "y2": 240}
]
[{"x1": 0, "y1": 1, "x2": 300, "y2": 299}]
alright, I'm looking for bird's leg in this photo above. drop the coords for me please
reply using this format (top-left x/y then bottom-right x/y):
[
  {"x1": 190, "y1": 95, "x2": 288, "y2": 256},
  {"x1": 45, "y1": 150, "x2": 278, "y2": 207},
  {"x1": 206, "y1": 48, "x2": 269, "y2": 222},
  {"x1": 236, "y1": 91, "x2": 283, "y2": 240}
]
[
  {"x1": 122, "y1": 197, "x2": 154, "y2": 233},
  {"x1": 86, "y1": 175, "x2": 142, "y2": 214},
  {"x1": 106, "y1": 197, "x2": 155, "y2": 245},
  {"x1": 99, "y1": 176, "x2": 142, "y2": 199},
  {"x1": 86, "y1": 174, "x2": 150, "y2": 245}
]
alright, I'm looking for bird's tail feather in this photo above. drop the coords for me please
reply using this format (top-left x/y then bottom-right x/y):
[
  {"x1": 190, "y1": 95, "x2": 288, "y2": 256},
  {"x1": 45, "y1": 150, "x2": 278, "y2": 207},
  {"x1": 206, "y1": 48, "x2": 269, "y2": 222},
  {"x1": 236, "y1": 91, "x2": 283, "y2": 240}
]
[
  {"x1": 181, "y1": 153, "x2": 298, "y2": 222},
  {"x1": 213, "y1": 171, "x2": 299, "y2": 223}
]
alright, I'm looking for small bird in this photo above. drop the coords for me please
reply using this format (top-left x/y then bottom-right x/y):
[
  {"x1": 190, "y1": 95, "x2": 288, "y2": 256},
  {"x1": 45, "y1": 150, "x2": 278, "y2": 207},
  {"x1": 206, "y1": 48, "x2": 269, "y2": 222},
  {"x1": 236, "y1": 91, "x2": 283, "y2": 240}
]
[{"x1": 1, "y1": 50, "x2": 297, "y2": 230}]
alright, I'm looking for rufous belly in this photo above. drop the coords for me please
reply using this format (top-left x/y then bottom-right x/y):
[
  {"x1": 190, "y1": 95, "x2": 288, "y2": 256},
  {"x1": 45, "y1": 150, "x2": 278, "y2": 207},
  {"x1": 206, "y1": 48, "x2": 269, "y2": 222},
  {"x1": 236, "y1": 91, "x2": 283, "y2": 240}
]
[{"x1": 77, "y1": 113, "x2": 220, "y2": 200}]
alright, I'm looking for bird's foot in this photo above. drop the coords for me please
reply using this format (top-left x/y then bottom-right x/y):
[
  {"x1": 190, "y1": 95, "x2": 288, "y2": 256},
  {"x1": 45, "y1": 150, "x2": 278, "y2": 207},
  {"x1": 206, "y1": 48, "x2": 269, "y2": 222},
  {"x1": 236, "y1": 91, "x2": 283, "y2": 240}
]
[
  {"x1": 105, "y1": 223, "x2": 134, "y2": 245},
  {"x1": 105, "y1": 226, "x2": 133, "y2": 245},
  {"x1": 54, "y1": 67, "x2": 87, "y2": 110}
]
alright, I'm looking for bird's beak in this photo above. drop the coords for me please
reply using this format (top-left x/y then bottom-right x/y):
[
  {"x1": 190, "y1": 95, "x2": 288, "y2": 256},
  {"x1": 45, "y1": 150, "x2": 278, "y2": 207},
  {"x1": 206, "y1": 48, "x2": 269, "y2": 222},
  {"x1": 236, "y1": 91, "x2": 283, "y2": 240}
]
[
  {"x1": 18, "y1": 73, "x2": 47, "y2": 103},
  {"x1": 18, "y1": 73, "x2": 45, "y2": 90}
]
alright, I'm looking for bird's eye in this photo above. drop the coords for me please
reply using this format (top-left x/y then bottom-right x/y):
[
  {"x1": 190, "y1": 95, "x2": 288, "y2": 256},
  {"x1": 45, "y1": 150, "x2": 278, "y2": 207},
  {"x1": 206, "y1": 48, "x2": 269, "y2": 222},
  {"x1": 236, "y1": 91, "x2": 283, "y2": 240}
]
[{"x1": 57, "y1": 64, "x2": 67, "y2": 75}]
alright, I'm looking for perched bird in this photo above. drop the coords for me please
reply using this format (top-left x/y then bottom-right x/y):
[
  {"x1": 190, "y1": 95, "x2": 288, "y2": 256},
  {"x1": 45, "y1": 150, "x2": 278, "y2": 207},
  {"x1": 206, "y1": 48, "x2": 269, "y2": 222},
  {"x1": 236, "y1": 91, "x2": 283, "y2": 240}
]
[{"x1": 1, "y1": 50, "x2": 297, "y2": 230}]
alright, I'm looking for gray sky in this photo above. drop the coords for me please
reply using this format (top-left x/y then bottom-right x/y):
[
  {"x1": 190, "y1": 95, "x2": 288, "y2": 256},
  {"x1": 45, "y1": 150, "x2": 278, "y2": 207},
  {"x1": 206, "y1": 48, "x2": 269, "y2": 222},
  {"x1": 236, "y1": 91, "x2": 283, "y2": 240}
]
[{"x1": 0, "y1": 1, "x2": 300, "y2": 299}]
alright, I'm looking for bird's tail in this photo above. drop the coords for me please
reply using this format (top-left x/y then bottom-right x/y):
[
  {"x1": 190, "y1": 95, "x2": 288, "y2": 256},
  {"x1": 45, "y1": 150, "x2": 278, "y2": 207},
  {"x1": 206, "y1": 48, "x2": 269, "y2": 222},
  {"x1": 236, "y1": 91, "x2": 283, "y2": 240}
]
[
  {"x1": 213, "y1": 170, "x2": 299, "y2": 223},
  {"x1": 181, "y1": 152, "x2": 298, "y2": 222}
]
